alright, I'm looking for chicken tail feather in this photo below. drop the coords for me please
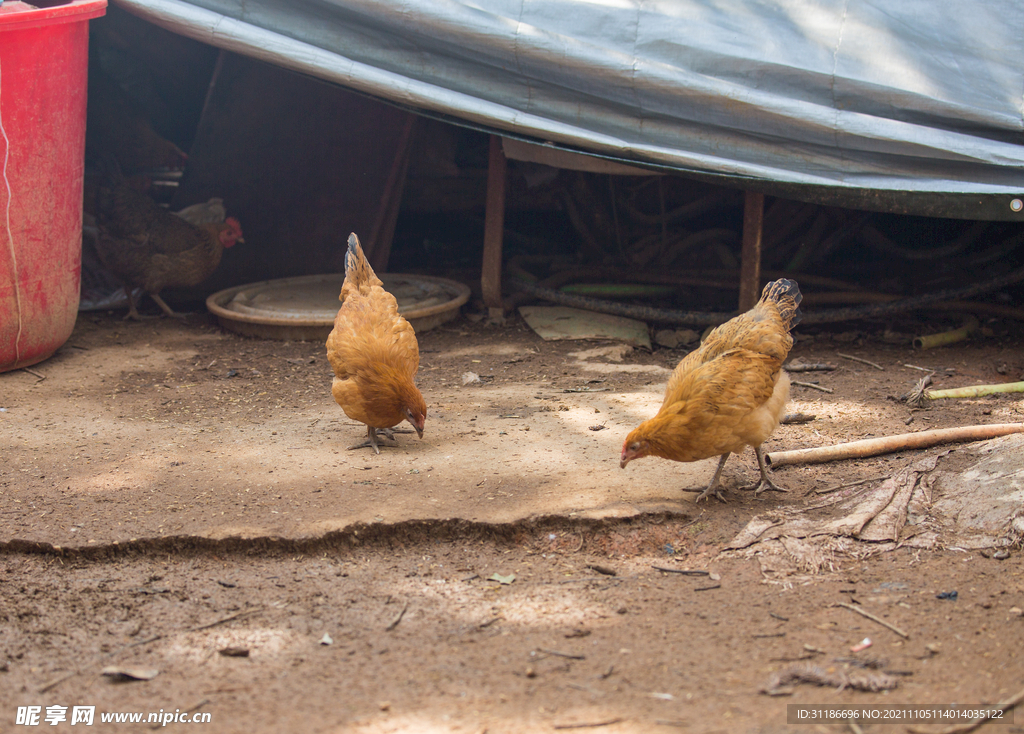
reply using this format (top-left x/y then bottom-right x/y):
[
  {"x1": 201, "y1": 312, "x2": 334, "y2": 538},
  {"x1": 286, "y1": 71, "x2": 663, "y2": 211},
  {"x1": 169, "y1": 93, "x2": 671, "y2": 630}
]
[
  {"x1": 341, "y1": 232, "x2": 383, "y2": 300},
  {"x1": 760, "y1": 278, "x2": 802, "y2": 330}
]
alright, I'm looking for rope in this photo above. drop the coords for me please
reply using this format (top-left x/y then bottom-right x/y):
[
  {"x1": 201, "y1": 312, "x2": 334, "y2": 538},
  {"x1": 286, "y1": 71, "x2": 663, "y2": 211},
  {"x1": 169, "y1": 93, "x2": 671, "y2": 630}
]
[{"x1": 0, "y1": 51, "x2": 24, "y2": 365}]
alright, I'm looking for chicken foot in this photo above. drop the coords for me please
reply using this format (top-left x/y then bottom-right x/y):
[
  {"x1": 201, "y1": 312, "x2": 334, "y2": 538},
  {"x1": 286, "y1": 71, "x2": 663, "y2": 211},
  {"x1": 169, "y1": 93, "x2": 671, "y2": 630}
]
[
  {"x1": 150, "y1": 293, "x2": 190, "y2": 319},
  {"x1": 694, "y1": 448, "x2": 789, "y2": 502},
  {"x1": 693, "y1": 453, "x2": 731, "y2": 503},
  {"x1": 348, "y1": 426, "x2": 413, "y2": 454},
  {"x1": 121, "y1": 286, "x2": 156, "y2": 321},
  {"x1": 120, "y1": 288, "x2": 185, "y2": 320},
  {"x1": 738, "y1": 446, "x2": 790, "y2": 496}
]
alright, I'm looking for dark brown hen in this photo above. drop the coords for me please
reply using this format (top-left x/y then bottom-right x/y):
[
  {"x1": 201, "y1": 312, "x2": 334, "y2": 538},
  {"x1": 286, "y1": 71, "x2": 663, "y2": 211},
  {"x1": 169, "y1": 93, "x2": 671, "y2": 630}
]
[{"x1": 93, "y1": 165, "x2": 243, "y2": 319}]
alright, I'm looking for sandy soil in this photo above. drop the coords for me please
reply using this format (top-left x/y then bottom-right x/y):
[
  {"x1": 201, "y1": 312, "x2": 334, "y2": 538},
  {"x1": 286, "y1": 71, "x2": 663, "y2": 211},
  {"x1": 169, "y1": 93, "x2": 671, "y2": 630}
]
[{"x1": 2, "y1": 308, "x2": 1023, "y2": 733}]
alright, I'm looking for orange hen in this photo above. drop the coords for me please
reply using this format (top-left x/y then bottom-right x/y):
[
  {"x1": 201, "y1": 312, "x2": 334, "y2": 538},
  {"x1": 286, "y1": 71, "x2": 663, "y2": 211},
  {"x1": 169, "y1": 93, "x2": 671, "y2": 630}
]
[
  {"x1": 620, "y1": 279, "x2": 802, "y2": 502},
  {"x1": 326, "y1": 234, "x2": 427, "y2": 453}
]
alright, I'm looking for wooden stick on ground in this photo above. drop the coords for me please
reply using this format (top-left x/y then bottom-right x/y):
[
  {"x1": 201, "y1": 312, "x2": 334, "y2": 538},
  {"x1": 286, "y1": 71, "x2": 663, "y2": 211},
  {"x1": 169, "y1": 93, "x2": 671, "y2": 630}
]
[
  {"x1": 553, "y1": 718, "x2": 624, "y2": 730},
  {"x1": 791, "y1": 380, "x2": 833, "y2": 393},
  {"x1": 784, "y1": 361, "x2": 837, "y2": 372},
  {"x1": 836, "y1": 602, "x2": 909, "y2": 639},
  {"x1": 837, "y1": 352, "x2": 885, "y2": 370},
  {"x1": 766, "y1": 424, "x2": 1024, "y2": 468},
  {"x1": 815, "y1": 475, "x2": 889, "y2": 494}
]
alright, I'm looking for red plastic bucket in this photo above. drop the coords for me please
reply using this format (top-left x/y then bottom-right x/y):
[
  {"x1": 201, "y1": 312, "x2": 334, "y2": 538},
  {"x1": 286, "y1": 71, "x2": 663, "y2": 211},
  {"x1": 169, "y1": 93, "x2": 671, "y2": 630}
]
[{"x1": 0, "y1": 0, "x2": 106, "y2": 372}]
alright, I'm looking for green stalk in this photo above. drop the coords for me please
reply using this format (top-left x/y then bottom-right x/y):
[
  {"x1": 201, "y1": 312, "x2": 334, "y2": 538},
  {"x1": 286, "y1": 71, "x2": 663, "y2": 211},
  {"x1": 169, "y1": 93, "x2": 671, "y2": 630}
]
[
  {"x1": 914, "y1": 315, "x2": 979, "y2": 349},
  {"x1": 927, "y1": 381, "x2": 1024, "y2": 400}
]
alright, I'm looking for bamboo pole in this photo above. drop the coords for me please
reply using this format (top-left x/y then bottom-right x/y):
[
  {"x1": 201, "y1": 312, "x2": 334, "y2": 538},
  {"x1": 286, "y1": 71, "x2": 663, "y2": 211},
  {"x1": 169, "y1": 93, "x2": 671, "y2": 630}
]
[
  {"x1": 927, "y1": 381, "x2": 1024, "y2": 400},
  {"x1": 914, "y1": 316, "x2": 979, "y2": 349},
  {"x1": 766, "y1": 424, "x2": 1024, "y2": 468}
]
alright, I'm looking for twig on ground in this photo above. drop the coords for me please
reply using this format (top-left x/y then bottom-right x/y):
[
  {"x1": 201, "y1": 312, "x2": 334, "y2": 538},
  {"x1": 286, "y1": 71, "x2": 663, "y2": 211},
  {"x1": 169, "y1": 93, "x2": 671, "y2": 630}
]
[
  {"x1": 766, "y1": 424, "x2": 1024, "y2": 467},
  {"x1": 477, "y1": 616, "x2": 502, "y2": 630},
  {"x1": 791, "y1": 380, "x2": 834, "y2": 393},
  {"x1": 38, "y1": 671, "x2": 79, "y2": 694},
  {"x1": 815, "y1": 475, "x2": 889, "y2": 494},
  {"x1": 651, "y1": 566, "x2": 709, "y2": 576},
  {"x1": 553, "y1": 719, "x2": 624, "y2": 730},
  {"x1": 837, "y1": 602, "x2": 909, "y2": 639},
  {"x1": 903, "y1": 363, "x2": 935, "y2": 372},
  {"x1": 385, "y1": 601, "x2": 409, "y2": 631},
  {"x1": 837, "y1": 352, "x2": 885, "y2": 370},
  {"x1": 21, "y1": 368, "x2": 46, "y2": 381},
  {"x1": 784, "y1": 361, "x2": 837, "y2": 372},
  {"x1": 537, "y1": 648, "x2": 586, "y2": 660},
  {"x1": 679, "y1": 512, "x2": 706, "y2": 530},
  {"x1": 191, "y1": 609, "x2": 262, "y2": 632}
]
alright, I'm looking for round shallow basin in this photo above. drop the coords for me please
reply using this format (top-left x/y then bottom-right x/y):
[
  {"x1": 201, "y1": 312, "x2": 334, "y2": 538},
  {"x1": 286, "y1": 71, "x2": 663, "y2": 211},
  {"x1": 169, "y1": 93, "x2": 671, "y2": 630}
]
[{"x1": 206, "y1": 273, "x2": 470, "y2": 341}]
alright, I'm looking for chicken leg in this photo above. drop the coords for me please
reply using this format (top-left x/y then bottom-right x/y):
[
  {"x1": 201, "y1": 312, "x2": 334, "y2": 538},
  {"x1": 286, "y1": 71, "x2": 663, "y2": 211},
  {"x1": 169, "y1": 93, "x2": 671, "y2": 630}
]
[
  {"x1": 348, "y1": 426, "x2": 399, "y2": 454},
  {"x1": 150, "y1": 293, "x2": 189, "y2": 319},
  {"x1": 739, "y1": 447, "x2": 789, "y2": 496},
  {"x1": 347, "y1": 426, "x2": 420, "y2": 454},
  {"x1": 694, "y1": 453, "x2": 731, "y2": 503},
  {"x1": 122, "y1": 286, "x2": 156, "y2": 321}
]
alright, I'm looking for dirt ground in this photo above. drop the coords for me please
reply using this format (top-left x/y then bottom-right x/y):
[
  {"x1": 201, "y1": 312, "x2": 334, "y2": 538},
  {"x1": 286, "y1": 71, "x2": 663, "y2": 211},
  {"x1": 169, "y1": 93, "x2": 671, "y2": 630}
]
[{"x1": 2, "y1": 306, "x2": 1024, "y2": 733}]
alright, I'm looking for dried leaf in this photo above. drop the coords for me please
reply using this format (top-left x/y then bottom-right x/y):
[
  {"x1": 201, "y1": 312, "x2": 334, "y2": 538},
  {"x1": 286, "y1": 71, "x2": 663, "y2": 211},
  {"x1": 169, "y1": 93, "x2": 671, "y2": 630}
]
[
  {"x1": 218, "y1": 647, "x2": 250, "y2": 657},
  {"x1": 101, "y1": 666, "x2": 159, "y2": 681}
]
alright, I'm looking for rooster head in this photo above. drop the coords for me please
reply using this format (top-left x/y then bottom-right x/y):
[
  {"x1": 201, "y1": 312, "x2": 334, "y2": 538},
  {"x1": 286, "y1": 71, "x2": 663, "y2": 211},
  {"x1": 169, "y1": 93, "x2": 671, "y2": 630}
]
[{"x1": 220, "y1": 217, "x2": 244, "y2": 248}]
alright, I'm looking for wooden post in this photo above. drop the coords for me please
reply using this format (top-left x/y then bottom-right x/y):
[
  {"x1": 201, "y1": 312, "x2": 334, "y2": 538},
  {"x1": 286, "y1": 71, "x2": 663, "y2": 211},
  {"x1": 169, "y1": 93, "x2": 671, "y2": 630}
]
[
  {"x1": 738, "y1": 190, "x2": 765, "y2": 311},
  {"x1": 367, "y1": 114, "x2": 417, "y2": 272},
  {"x1": 482, "y1": 135, "x2": 508, "y2": 317}
]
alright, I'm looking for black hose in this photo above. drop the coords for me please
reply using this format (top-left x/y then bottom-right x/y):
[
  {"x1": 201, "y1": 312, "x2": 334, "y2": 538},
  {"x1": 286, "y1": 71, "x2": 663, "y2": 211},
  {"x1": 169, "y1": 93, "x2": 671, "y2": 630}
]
[{"x1": 508, "y1": 264, "x2": 1024, "y2": 326}]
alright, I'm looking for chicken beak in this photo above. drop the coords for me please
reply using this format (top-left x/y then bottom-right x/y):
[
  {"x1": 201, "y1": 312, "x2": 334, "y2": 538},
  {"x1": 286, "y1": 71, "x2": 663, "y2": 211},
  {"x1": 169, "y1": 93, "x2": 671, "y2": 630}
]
[{"x1": 619, "y1": 452, "x2": 630, "y2": 469}]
